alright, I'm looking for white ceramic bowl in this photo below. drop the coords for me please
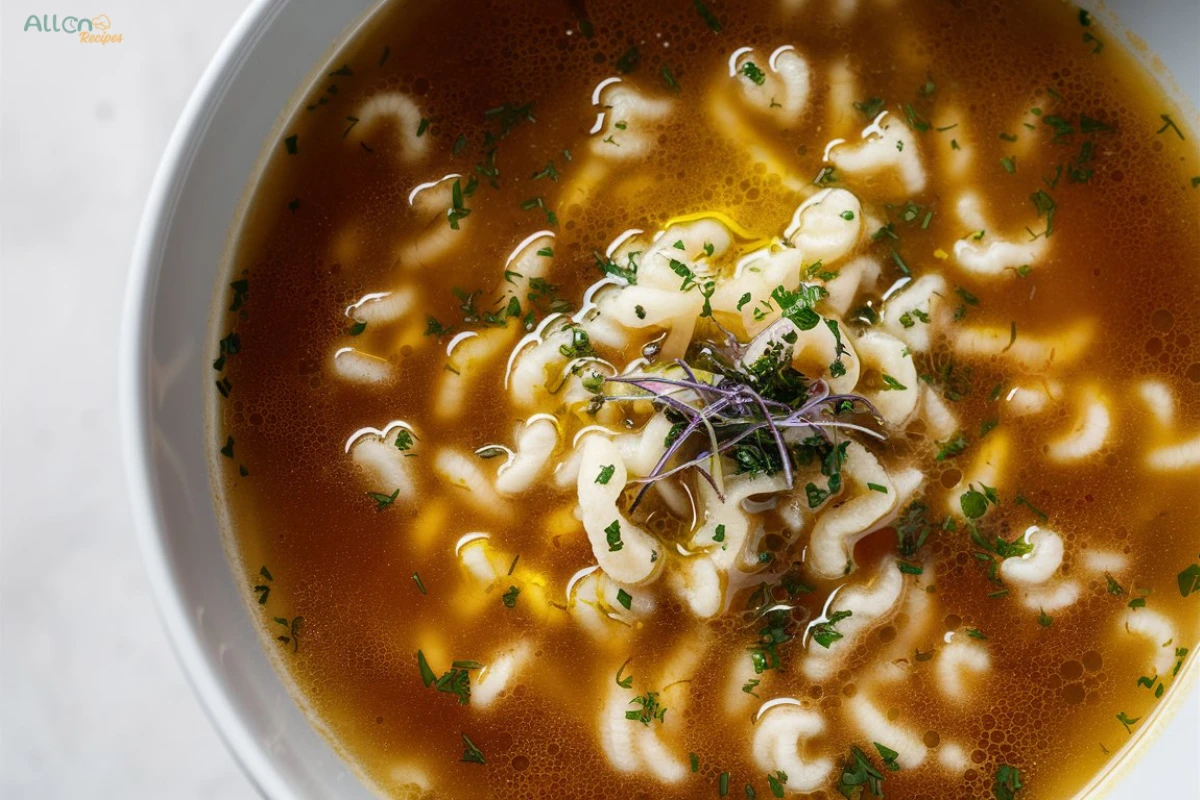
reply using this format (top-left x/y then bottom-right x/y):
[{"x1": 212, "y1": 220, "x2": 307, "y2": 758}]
[{"x1": 121, "y1": 1, "x2": 1200, "y2": 797}]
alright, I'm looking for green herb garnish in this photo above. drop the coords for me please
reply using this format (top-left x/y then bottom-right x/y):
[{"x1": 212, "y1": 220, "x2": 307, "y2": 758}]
[
  {"x1": 605, "y1": 520, "x2": 624, "y2": 552},
  {"x1": 812, "y1": 610, "x2": 853, "y2": 649},
  {"x1": 837, "y1": 745, "x2": 885, "y2": 798},
  {"x1": 993, "y1": 764, "x2": 1023, "y2": 799},
  {"x1": 615, "y1": 45, "x2": 640, "y2": 74},
  {"x1": 693, "y1": 0, "x2": 723, "y2": 32},
  {"x1": 741, "y1": 62, "x2": 767, "y2": 85},
  {"x1": 460, "y1": 733, "x2": 486, "y2": 764}
]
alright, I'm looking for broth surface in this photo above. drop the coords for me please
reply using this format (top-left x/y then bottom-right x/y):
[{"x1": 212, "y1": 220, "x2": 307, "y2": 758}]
[{"x1": 211, "y1": 1, "x2": 1200, "y2": 797}]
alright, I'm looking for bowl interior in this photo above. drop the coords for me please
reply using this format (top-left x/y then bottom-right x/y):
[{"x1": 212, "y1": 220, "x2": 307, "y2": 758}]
[
  {"x1": 123, "y1": 1, "x2": 377, "y2": 796},
  {"x1": 122, "y1": 0, "x2": 1199, "y2": 797}
]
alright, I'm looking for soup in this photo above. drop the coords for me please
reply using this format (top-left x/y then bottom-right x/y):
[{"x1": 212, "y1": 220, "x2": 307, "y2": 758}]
[{"x1": 209, "y1": 0, "x2": 1200, "y2": 797}]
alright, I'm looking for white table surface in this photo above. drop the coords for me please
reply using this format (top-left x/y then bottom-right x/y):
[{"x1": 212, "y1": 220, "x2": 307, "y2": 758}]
[{"x1": 0, "y1": 1, "x2": 1195, "y2": 798}]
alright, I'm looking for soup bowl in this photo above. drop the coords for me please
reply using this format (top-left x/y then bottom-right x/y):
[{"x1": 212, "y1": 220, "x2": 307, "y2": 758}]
[{"x1": 120, "y1": 0, "x2": 1200, "y2": 797}]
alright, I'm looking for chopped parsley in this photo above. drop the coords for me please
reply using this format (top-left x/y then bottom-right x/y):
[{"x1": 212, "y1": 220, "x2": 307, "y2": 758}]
[
  {"x1": 605, "y1": 519, "x2": 624, "y2": 552},
  {"x1": 520, "y1": 195, "x2": 558, "y2": 226},
  {"x1": 771, "y1": 283, "x2": 825, "y2": 331},
  {"x1": 228, "y1": 278, "x2": 249, "y2": 312},
  {"x1": 212, "y1": 331, "x2": 241, "y2": 371},
  {"x1": 615, "y1": 45, "x2": 640, "y2": 74},
  {"x1": 626, "y1": 690, "x2": 667, "y2": 725},
  {"x1": 898, "y1": 308, "x2": 930, "y2": 329},
  {"x1": 936, "y1": 432, "x2": 969, "y2": 461},
  {"x1": 662, "y1": 64, "x2": 680, "y2": 92},
  {"x1": 896, "y1": 501, "x2": 934, "y2": 558},
  {"x1": 253, "y1": 565, "x2": 272, "y2": 605},
  {"x1": 596, "y1": 464, "x2": 616, "y2": 485},
  {"x1": 1157, "y1": 114, "x2": 1186, "y2": 141},
  {"x1": 874, "y1": 742, "x2": 900, "y2": 772},
  {"x1": 693, "y1": 0, "x2": 723, "y2": 33},
  {"x1": 418, "y1": 656, "x2": 482, "y2": 706},
  {"x1": 826, "y1": 318, "x2": 849, "y2": 377},
  {"x1": 837, "y1": 745, "x2": 886, "y2": 798},
  {"x1": 531, "y1": 161, "x2": 560, "y2": 182},
  {"x1": 1178, "y1": 562, "x2": 1200, "y2": 597},
  {"x1": 447, "y1": 178, "x2": 471, "y2": 230},
  {"x1": 854, "y1": 97, "x2": 885, "y2": 118},
  {"x1": 616, "y1": 588, "x2": 633, "y2": 610},
  {"x1": 993, "y1": 764, "x2": 1023, "y2": 799},
  {"x1": 595, "y1": 250, "x2": 639, "y2": 284},
  {"x1": 741, "y1": 61, "x2": 767, "y2": 86},
  {"x1": 815, "y1": 166, "x2": 838, "y2": 186},
  {"x1": 811, "y1": 610, "x2": 853, "y2": 649},
  {"x1": 460, "y1": 733, "x2": 486, "y2": 764},
  {"x1": 615, "y1": 658, "x2": 634, "y2": 688},
  {"x1": 366, "y1": 488, "x2": 400, "y2": 510},
  {"x1": 959, "y1": 487, "x2": 991, "y2": 520},
  {"x1": 501, "y1": 585, "x2": 520, "y2": 608},
  {"x1": 903, "y1": 103, "x2": 931, "y2": 132},
  {"x1": 425, "y1": 316, "x2": 452, "y2": 337},
  {"x1": 1030, "y1": 189, "x2": 1057, "y2": 237},
  {"x1": 558, "y1": 327, "x2": 595, "y2": 359},
  {"x1": 417, "y1": 650, "x2": 437, "y2": 686},
  {"x1": 273, "y1": 616, "x2": 303, "y2": 652}
]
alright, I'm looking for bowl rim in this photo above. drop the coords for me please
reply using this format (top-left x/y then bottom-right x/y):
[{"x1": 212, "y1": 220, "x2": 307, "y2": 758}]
[{"x1": 120, "y1": 1, "x2": 292, "y2": 796}]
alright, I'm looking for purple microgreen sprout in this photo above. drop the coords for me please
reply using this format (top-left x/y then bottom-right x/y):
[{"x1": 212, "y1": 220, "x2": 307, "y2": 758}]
[{"x1": 605, "y1": 349, "x2": 884, "y2": 514}]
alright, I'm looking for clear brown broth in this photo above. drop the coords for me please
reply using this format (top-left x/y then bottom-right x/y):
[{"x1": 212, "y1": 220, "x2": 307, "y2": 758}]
[{"x1": 212, "y1": 0, "x2": 1200, "y2": 797}]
